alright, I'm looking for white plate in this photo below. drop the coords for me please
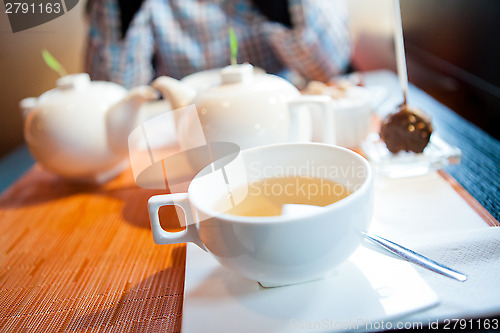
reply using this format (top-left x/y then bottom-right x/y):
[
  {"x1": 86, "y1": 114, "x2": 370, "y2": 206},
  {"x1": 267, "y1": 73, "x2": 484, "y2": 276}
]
[{"x1": 182, "y1": 243, "x2": 439, "y2": 333}]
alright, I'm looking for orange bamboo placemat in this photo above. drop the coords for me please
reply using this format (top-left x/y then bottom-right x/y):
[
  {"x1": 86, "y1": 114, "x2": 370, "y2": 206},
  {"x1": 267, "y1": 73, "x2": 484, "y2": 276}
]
[{"x1": 0, "y1": 165, "x2": 185, "y2": 332}]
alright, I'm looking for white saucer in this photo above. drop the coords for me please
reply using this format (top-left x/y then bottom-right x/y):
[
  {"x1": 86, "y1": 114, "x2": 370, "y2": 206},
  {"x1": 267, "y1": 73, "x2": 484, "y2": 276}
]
[{"x1": 182, "y1": 243, "x2": 439, "y2": 332}]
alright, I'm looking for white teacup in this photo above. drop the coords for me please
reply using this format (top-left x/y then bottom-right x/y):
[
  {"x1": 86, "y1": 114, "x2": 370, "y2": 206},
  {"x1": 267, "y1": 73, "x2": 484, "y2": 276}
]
[{"x1": 148, "y1": 143, "x2": 373, "y2": 287}]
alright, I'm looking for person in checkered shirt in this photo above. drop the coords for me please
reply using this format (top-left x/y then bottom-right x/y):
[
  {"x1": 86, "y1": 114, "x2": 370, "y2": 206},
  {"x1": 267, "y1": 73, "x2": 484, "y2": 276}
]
[{"x1": 85, "y1": 0, "x2": 352, "y2": 89}]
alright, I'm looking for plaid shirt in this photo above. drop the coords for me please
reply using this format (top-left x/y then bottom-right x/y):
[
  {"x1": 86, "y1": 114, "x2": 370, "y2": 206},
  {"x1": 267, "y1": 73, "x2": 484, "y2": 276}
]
[{"x1": 85, "y1": 0, "x2": 351, "y2": 89}]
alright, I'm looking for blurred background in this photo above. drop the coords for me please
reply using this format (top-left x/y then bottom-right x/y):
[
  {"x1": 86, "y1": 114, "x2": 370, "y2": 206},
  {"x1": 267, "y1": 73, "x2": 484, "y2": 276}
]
[{"x1": 0, "y1": 0, "x2": 498, "y2": 160}]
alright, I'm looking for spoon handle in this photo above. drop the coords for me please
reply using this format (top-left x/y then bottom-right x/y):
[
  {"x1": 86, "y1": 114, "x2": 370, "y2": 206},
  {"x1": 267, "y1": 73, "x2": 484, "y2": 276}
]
[{"x1": 363, "y1": 232, "x2": 467, "y2": 282}]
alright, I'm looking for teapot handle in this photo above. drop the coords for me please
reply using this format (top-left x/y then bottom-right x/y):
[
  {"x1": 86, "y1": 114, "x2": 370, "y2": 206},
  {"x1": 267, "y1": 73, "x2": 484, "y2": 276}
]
[{"x1": 288, "y1": 96, "x2": 335, "y2": 145}]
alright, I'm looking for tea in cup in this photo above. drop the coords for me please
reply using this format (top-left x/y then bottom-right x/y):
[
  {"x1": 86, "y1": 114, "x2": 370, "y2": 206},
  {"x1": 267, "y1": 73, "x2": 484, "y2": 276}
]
[
  {"x1": 148, "y1": 143, "x2": 373, "y2": 287},
  {"x1": 215, "y1": 176, "x2": 352, "y2": 217}
]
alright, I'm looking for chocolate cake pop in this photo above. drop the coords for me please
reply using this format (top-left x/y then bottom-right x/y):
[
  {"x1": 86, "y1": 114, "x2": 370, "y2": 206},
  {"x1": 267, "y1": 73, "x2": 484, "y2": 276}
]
[{"x1": 380, "y1": 104, "x2": 433, "y2": 153}]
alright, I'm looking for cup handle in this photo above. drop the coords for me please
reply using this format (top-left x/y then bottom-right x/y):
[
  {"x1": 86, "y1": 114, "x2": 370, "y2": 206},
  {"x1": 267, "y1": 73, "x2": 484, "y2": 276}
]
[
  {"x1": 288, "y1": 95, "x2": 336, "y2": 145},
  {"x1": 148, "y1": 193, "x2": 206, "y2": 250}
]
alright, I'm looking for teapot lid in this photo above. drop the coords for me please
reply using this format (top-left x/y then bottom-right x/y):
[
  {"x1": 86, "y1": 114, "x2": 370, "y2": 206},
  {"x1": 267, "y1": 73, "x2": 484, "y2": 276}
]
[
  {"x1": 38, "y1": 73, "x2": 127, "y2": 106},
  {"x1": 56, "y1": 73, "x2": 91, "y2": 90},
  {"x1": 197, "y1": 64, "x2": 300, "y2": 101},
  {"x1": 220, "y1": 64, "x2": 254, "y2": 84}
]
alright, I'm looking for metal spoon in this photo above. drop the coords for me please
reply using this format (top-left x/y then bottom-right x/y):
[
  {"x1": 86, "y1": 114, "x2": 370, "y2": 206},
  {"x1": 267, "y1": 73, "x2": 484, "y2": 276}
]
[{"x1": 363, "y1": 231, "x2": 467, "y2": 282}]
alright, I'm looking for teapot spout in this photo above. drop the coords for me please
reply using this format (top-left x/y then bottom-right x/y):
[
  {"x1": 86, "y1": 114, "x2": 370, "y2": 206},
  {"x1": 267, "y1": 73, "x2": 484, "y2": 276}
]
[
  {"x1": 107, "y1": 86, "x2": 158, "y2": 156},
  {"x1": 151, "y1": 76, "x2": 197, "y2": 110}
]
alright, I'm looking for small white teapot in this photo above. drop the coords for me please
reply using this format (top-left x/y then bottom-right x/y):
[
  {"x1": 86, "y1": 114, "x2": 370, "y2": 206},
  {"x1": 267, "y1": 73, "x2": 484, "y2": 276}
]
[
  {"x1": 152, "y1": 64, "x2": 334, "y2": 150},
  {"x1": 21, "y1": 73, "x2": 157, "y2": 183}
]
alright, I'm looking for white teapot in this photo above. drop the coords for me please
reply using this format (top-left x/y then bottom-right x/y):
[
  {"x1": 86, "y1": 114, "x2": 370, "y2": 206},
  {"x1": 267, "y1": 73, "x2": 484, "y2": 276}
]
[
  {"x1": 21, "y1": 73, "x2": 157, "y2": 183},
  {"x1": 151, "y1": 64, "x2": 334, "y2": 150}
]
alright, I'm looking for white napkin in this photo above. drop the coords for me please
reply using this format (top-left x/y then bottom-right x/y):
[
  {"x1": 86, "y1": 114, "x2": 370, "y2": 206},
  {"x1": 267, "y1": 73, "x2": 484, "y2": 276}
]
[
  {"x1": 371, "y1": 172, "x2": 500, "y2": 321},
  {"x1": 402, "y1": 227, "x2": 500, "y2": 321}
]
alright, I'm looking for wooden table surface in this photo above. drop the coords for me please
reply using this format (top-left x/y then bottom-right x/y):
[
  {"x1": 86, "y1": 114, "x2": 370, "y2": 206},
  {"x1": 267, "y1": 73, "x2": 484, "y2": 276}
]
[{"x1": 0, "y1": 165, "x2": 186, "y2": 332}]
